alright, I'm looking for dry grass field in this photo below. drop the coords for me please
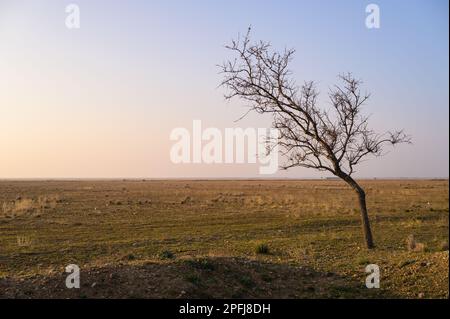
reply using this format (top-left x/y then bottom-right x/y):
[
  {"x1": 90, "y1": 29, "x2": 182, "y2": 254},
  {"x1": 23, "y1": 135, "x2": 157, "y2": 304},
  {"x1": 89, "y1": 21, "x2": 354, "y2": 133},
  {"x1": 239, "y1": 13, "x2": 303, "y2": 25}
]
[{"x1": 0, "y1": 179, "x2": 448, "y2": 299}]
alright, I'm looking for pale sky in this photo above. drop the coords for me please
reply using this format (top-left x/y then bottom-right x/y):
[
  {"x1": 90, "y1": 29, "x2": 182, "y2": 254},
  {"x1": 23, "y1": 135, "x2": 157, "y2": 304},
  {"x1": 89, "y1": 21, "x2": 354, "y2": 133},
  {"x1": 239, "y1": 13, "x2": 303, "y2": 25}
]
[{"x1": 0, "y1": 0, "x2": 448, "y2": 178}]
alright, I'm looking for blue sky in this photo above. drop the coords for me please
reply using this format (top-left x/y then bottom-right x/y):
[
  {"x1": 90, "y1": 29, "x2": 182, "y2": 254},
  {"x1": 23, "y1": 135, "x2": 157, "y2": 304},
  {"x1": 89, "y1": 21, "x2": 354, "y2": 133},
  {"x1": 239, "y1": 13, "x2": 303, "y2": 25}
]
[{"x1": 0, "y1": 0, "x2": 448, "y2": 178}]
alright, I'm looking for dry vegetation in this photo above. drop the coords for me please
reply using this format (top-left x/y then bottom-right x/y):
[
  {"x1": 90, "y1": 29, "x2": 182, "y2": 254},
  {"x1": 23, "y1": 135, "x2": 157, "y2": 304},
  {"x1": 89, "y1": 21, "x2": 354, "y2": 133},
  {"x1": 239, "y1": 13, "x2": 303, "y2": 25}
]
[{"x1": 0, "y1": 179, "x2": 448, "y2": 298}]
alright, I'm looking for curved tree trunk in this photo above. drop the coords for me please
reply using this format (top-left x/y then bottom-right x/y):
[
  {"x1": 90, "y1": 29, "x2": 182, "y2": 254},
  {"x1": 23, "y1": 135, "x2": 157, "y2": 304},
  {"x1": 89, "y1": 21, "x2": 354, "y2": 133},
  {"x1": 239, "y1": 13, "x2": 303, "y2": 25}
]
[
  {"x1": 338, "y1": 173, "x2": 375, "y2": 249},
  {"x1": 355, "y1": 187, "x2": 374, "y2": 249}
]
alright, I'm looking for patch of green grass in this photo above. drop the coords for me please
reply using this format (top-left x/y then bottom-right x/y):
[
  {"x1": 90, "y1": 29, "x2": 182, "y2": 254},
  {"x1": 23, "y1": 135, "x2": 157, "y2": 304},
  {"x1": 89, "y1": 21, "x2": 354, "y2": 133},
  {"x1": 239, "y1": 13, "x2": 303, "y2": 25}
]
[
  {"x1": 260, "y1": 273, "x2": 273, "y2": 282},
  {"x1": 356, "y1": 257, "x2": 371, "y2": 265},
  {"x1": 256, "y1": 243, "x2": 270, "y2": 255},
  {"x1": 185, "y1": 258, "x2": 215, "y2": 271},
  {"x1": 158, "y1": 250, "x2": 175, "y2": 260},
  {"x1": 185, "y1": 273, "x2": 201, "y2": 285},
  {"x1": 329, "y1": 285, "x2": 362, "y2": 298},
  {"x1": 399, "y1": 259, "x2": 416, "y2": 268},
  {"x1": 239, "y1": 275, "x2": 255, "y2": 288}
]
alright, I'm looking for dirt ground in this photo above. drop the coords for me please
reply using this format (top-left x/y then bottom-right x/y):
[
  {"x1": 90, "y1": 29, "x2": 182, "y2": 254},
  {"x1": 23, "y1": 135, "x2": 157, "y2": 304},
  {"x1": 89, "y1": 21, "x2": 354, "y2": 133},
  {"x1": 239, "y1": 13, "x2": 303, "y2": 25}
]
[{"x1": 0, "y1": 179, "x2": 448, "y2": 298}]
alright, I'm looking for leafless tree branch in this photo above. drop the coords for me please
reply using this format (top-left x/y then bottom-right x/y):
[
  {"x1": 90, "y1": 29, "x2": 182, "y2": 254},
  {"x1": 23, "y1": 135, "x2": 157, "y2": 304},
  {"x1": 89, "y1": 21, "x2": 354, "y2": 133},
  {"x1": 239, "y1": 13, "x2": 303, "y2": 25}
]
[{"x1": 219, "y1": 28, "x2": 411, "y2": 249}]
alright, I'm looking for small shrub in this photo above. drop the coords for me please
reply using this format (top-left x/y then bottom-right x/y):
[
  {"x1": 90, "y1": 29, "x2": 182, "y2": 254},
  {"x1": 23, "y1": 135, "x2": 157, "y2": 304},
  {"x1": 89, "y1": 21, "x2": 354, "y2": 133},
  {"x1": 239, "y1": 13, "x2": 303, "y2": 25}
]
[
  {"x1": 159, "y1": 250, "x2": 175, "y2": 259},
  {"x1": 256, "y1": 243, "x2": 270, "y2": 254},
  {"x1": 181, "y1": 196, "x2": 192, "y2": 204},
  {"x1": 14, "y1": 199, "x2": 34, "y2": 212},
  {"x1": 406, "y1": 234, "x2": 427, "y2": 252},
  {"x1": 406, "y1": 234, "x2": 416, "y2": 251},
  {"x1": 399, "y1": 259, "x2": 416, "y2": 268},
  {"x1": 2, "y1": 196, "x2": 59, "y2": 216},
  {"x1": 185, "y1": 274, "x2": 200, "y2": 285},
  {"x1": 37, "y1": 195, "x2": 58, "y2": 210},
  {"x1": 186, "y1": 258, "x2": 215, "y2": 271},
  {"x1": 439, "y1": 241, "x2": 449, "y2": 251},
  {"x1": 239, "y1": 276, "x2": 255, "y2": 288},
  {"x1": 2, "y1": 202, "x2": 10, "y2": 214},
  {"x1": 357, "y1": 257, "x2": 370, "y2": 265},
  {"x1": 261, "y1": 274, "x2": 273, "y2": 282},
  {"x1": 17, "y1": 236, "x2": 33, "y2": 247},
  {"x1": 414, "y1": 243, "x2": 427, "y2": 252}
]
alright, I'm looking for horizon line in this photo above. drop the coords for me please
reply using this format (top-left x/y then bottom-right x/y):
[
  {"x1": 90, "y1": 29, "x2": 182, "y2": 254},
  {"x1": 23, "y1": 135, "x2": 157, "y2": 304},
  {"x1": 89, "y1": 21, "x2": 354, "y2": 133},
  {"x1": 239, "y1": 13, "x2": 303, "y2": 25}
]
[{"x1": 0, "y1": 177, "x2": 448, "y2": 181}]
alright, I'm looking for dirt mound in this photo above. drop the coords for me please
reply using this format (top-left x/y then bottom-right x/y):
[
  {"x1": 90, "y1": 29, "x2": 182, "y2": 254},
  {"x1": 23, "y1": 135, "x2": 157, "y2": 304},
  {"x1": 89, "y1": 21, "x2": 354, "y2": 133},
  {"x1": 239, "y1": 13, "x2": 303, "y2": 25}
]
[{"x1": 0, "y1": 257, "x2": 384, "y2": 299}]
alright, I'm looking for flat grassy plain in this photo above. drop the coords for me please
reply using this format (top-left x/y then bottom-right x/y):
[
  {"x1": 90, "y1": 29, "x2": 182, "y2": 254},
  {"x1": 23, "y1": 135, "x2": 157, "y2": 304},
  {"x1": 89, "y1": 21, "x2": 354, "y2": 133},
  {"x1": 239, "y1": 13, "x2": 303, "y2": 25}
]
[{"x1": 0, "y1": 179, "x2": 448, "y2": 299}]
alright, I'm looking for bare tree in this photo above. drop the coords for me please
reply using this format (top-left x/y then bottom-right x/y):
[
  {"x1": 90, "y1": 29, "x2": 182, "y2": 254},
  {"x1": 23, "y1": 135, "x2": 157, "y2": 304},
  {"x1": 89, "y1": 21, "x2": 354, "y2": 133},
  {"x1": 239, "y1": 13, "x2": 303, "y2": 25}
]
[{"x1": 219, "y1": 29, "x2": 410, "y2": 249}]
